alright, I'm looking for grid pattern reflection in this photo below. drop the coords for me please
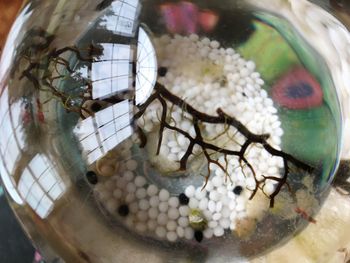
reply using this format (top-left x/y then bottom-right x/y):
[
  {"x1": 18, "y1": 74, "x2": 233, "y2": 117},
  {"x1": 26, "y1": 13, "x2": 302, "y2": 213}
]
[{"x1": 75, "y1": 100, "x2": 132, "y2": 164}]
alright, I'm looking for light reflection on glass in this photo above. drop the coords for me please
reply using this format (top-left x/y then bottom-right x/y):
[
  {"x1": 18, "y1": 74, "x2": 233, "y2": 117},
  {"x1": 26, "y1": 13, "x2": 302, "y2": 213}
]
[
  {"x1": 17, "y1": 154, "x2": 66, "y2": 219},
  {"x1": 74, "y1": 100, "x2": 132, "y2": 164},
  {"x1": 99, "y1": 0, "x2": 141, "y2": 37}
]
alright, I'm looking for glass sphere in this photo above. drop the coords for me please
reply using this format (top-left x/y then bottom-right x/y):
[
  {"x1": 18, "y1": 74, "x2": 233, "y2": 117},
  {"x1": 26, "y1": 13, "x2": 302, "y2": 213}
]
[{"x1": 0, "y1": 0, "x2": 349, "y2": 262}]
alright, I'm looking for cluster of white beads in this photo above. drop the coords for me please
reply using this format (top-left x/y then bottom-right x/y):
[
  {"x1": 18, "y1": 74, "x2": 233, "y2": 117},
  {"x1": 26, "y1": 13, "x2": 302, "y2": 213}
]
[
  {"x1": 138, "y1": 34, "x2": 284, "y2": 195},
  {"x1": 94, "y1": 34, "x2": 285, "y2": 243}
]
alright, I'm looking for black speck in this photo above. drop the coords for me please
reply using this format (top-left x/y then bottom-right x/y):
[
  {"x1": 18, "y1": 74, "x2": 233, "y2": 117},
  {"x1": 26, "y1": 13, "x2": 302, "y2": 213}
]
[
  {"x1": 118, "y1": 204, "x2": 129, "y2": 217},
  {"x1": 86, "y1": 171, "x2": 98, "y2": 185},
  {"x1": 178, "y1": 193, "x2": 189, "y2": 205},
  {"x1": 233, "y1": 186, "x2": 243, "y2": 195},
  {"x1": 132, "y1": 80, "x2": 136, "y2": 87},
  {"x1": 194, "y1": 231, "x2": 203, "y2": 242},
  {"x1": 158, "y1": 67, "x2": 168, "y2": 77},
  {"x1": 91, "y1": 102, "x2": 102, "y2": 112},
  {"x1": 242, "y1": 92, "x2": 247, "y2": 97}
]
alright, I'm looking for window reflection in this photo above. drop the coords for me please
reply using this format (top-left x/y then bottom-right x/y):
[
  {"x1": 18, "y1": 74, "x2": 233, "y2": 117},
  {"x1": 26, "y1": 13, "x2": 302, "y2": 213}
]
[
  {"x1": 135, "y1": 27, "x2": 158, "y2": 105},
  {"x1": 17, "y1": 154, "x2": 66, "y2": 219},
  {"x1": 74, "y1": 100, "x2": 132, "y2": 164},
  {"x1": 99, "y1": 0, "x2": 140, "y2": 37},
  {"x1": 92, "y1": 43, "x2": 133, "y2": 99}
]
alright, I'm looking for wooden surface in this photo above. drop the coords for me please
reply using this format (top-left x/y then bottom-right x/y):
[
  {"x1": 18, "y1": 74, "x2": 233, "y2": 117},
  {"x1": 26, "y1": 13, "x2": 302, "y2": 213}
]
[{"x1": 0, "y1": 0, "x2": 23, "y2": 49}]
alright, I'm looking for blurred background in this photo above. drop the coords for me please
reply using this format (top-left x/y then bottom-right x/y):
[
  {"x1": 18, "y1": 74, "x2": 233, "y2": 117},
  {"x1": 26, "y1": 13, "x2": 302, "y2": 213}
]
[{"x1": 0, "y1": 2, "x2": 36, "y2": 263}]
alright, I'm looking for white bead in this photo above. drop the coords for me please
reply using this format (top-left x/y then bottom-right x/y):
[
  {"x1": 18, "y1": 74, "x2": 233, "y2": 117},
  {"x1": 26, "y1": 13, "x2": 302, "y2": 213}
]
[
  {"x1": 230, "y1": 211, "x2": 237, "y2": 221},
  {"x1": 126, "y1": 159, "x2": 138, "y2": 171},
  {"x1": 208, "y1": 200, "x2": 216, "y2": 213},
  {"x1": 136, "y1": 188, "x2": 147, "y2": 199},
  {"x1": 209, "y1": 191, "x2": 220, "y2": 201},
  {"x1": 129, "y1": 202, "x2": 138, "y2": 214},
  {"x1": 202, "y1": 209, "x2": 213, "y2": 220},
  {"x1": 178, "y1": 217, "x2": 189, "y2": 227},
  {"x1": 179, "y1": 206, "x2": 190, "y2": 217},
  {"x1": 123, "y1": 171, "x2": 134, "y2": 182},
  {"x1": 159, "y1": 189, "x2": 170, "y2": 202},
  {"x1": 195, "y1": 188, "x2": 206, "y2": 200},
  {"x1": 147, "y1": 185, "x2": 159, "y2": 196},
  {"x1": 147, "y1": 220, "x2": 157, "y2": 231},
  {"x1": 166, "y1": 220, "x2": 177, "y2": 231},
  {"x1": 216, "y1": 202, "x2": 223, "y2": 213},
  {"x1": 126, "y1": 182, "x2": 137, "y2": 193},
  {"x1": 157, "y1": 213, "x2": 168, "y2": 226},
  {"x1": 137, "y1": 210, "x2": 148, "y2": 222},
  {"x1": 176, "y1": 226, "x2": 185, "y2": 238},
  {"x1": 221, "y1": 206, "x2": 231, "y2": 218},
  {"x1": 116, "y1": 177, "x2": 127, "y2": 189},
  {"x1": 125, "y1": 193, "x2": 136, "y2": 203},
  {"x1": 134, "y1": 176, "x2": 146, "y2": 187},
  {"x1": 203, "y1": 228, "x2": 214, "y2": 239},
  {"x1": 220, "y1": 218, "x2": 231, "y2": 229},
  {"x1": 167, "y1": 231, "x2": 178, "y2": 242},
  {"x1": 155, "y1": 226, "x2": 167, "y2": 238},
  {"x1": 184, "y1": 227, "x2": 194, "y2": 240},
  {"x1": 148, "y1": 207, "x2": 159, "y2": 219},
  {"x1": 159, "y1": 202, "x2": 169, "y2": 213},
  {"x1": 139, "y1": 199, "x2": 150, "y2": 211},
  {"x1": 149, "y1": 196, "x2": 160, "y2": 207},
  {"x1": 189, "y1": 198, "x2": 199, "y2": 209},
  {"x1": 125, "y1": 216, "x2": 135, "y2": 227},
  {"x1": 113, "y1": 189, "x2": 123, "y2": 199},
  {"x1": 213, "y1": 213, "x2": 222, "y2": 221},
  {"x1": 213, "y1": 226, "x2": 225, "y2": 237},
  {"x1": 208, "y1": 220, "x2": 218, "y2": 228},
  {"x1": 198, "y1": 198, "x2": 209, "y2": 210},
  {"x1": 185, "y1": 185, "x2": 196, "y2": 198},
  {"x1": 168, "y1": 208, "x2": 180, "y2": 220},
  {"x1": 168, "y1": 196, "x2": 180, "y2": 208}
]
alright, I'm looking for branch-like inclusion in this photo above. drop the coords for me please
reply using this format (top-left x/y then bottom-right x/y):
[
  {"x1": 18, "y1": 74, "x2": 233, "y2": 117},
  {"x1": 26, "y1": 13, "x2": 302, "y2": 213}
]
[{"x1": 134, "y1": 82, "x2": 314, "y2": 208}]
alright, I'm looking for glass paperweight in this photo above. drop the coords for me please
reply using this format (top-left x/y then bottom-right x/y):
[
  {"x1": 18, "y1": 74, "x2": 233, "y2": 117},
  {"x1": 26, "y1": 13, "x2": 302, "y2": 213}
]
[{"x1": 1, "y1": 0, "x2": 350, "y2": 262}]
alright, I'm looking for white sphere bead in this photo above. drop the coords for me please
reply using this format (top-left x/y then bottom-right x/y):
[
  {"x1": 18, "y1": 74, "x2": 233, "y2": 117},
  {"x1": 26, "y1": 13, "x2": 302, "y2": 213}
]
[
  {"x1": 149, "y1": 196, "x2": 160, "y2": 207},
  {"x1": 147, "y1": 220, "x2": 157, "y2": 231},
  {"x1": 184, "y1": 227, "x2": 194, "y2": 240},
  {"x1": 203, "y1": 228, "x2": 214, "y2": 239},
  {"x1": 213, "y1": 226, "x2": 225, "y2": 237},
  {"x1": 126, "y1": 182, "x2": 137, "y2": 193},
  {"x1": 125, "y1": 193, "x2": 136, "y2": 203},
  {"x1": 148, "y1": 207, "x2": 159, "y2": 219},
  {"x1": 168, "y1": 196, "x2": 180, "y2": 208},
  {"x1": 129, "y1": 202, "x2": 138, "y2": 214},
  {"x1": 189, "y1": 198, "x2": 199, "y2": 209},
  {"x1": 216, "y1": 201, "x2": 223, "y2": 213},
  {"x1": 209, "y1": 191, "x2": 220, "y2": 201},
  {"x1": 147, "y1": 185, "x2": 159, "y2": 197},
  {"x1": 137, "y1": 211, "x2": 148, "y2": 222},
  {"x1": 198, "y1": 198, "x2": 209, "y2": 210},
  {"x1": 157, "y1": 213, "x2": 168, "y2": 226},
  {"x1": 208, "y1": 200, "x2": 216, "y2": 213},
  {"x1": 159, "y1": 202, "x2": 169, "y2": 213},
  {"x1": 105, "y1": 199, "x2": 118, "y2": 213},
  {"x1": 195, "y1": 188, "x2": 206, "y2": 200},
  {"x1": 113, "y1": 189, "x2": 123, "y2": 199},
  {"x1": 178, "y1": 217, "x2": 189, "y2": 228},
  {"x1": 176, "y1": 226, "x2": 185, "y2": 238},
  {"x1": 213, "y1": 213, "x2": 222, "y2": 221},
  {"x1": 168, "y1": 208, "x2": 180, "y2": 220},
  {"x1": 230, "y1": 211, "x2": 237, "y2": 221},
  {"x1": 159, "y1": 189, "x2": 170, "y2": 202},
  {"x1": 185, "y1": 185, "x2": 196, "y2": 198},
  {"x1": 155, "y1": 226, "x2": 167, "y2": 238},
  {"x1": 126, "y1": 159, "x2": 138, "y2": 171},
  {"x1": 208, "y1": 220, "x2": 218, "y2": 229},
  {"x1": 136, "y1": 188, "x2": 147, "y2": 199},
  {"x1": 179, "y1": 206, "x2": 190, "y2": 217},
  {"x1": 220, "y1": 218, "x2": 231, "y2": 229},
  {"x1": 134, "y1": 176, "x2": 147, "y2": 188},
  {"x1": 167, "y1": 232, "x2": 178, "y2": 242},
  {"x1": 139, "y1": 199, "x2": 150, "y2": 211},
  {"x1": 123, "y1": 171, "x2": 134, "y2": 182},
  {"x1": 166, "y1": 220, "x2": 177, "y2": 231},
  {"x1": 221, "y1": 206, "x2": 231, "y2": 218}
]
